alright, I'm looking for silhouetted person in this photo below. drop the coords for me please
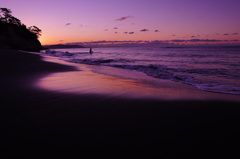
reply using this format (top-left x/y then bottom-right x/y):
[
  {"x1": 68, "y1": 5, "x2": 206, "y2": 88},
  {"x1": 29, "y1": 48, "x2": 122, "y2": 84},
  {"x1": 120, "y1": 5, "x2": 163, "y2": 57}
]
[{"x1": 89, "y1": 47, "x2": 93, "y2": 54}]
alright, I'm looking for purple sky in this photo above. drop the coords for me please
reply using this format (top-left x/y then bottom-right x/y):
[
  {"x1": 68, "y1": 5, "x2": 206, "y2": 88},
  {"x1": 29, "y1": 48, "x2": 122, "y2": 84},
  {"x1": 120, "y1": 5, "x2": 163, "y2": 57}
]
[{"x1": 2, "y1": 0, "x2": 240, "y2": 45}]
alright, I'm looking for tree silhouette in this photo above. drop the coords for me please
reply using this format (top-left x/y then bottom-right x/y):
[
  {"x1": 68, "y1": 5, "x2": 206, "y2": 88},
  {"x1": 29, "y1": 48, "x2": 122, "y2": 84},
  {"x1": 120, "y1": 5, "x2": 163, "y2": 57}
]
[
  {"x1": 0, "y1": 8, "x2": 12, "y2": 19},
  {"x1": 0, "y1": 8, "x2": 41, "y2": 38},
  {"x1": 28, "y1": 26, "x2": 42, "y2": 38},
  {"x1": 0, "y1": 8, "x2": 42, "y2": 51},
  {"x1": 0, "y1": 8, "x2": 22, "y2": 26}
]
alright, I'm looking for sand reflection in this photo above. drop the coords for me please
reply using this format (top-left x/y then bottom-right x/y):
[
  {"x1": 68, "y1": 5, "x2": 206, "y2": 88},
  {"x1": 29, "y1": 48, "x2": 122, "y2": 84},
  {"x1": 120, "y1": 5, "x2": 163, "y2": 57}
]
[
  {"x1": 35, "y1": 66, "x2": 236, "y2": 101},
  {"x1": 35, "y1": 56, "x2": 240, "y2": 101}
]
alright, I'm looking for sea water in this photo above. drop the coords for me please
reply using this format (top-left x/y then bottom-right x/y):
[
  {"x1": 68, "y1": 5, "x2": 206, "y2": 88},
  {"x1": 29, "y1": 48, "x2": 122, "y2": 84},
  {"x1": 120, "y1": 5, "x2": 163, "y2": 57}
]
[{"x1": 42, "y1": 47, "x2": 240, "y2": 95}]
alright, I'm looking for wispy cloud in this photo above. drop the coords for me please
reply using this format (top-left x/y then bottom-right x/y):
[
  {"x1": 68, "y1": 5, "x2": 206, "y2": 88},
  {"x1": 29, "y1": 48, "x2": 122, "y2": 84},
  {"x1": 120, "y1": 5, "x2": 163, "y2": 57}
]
[
  {"x1": 65, "y1": 23, "x2": 71, "y2": 26},
  {"x1": 115, "y1": 16, "x2": 133, "y2": 21},
  {"x1": 140, "y1": 29, "x2": 149, "y2": 32},
  {"x1": 223, "y1": 33, "x2": 239, "y2": 36},
  {"x1": 124, "y1": 31, "x2": 134, "y2": 34},
  {"x1": 154, "y1": 30, "x2": 159, "y2": 32},
  {"x1": 171, "y1": 39, "x2": 239, "y2": 42},
  {"x1": 113, "y1": 27, "x2": 118, "y2": 29}
]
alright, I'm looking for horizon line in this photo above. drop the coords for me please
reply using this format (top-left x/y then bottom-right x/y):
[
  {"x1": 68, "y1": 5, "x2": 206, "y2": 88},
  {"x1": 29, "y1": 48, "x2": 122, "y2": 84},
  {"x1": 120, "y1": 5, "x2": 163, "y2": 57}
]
[{"x1": 43, "y1": 39, "x2": 240, "y2": 47}]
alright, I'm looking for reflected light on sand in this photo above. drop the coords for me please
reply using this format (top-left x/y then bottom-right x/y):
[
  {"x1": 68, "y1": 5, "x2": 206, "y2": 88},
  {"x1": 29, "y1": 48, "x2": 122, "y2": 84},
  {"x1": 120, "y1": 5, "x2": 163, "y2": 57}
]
[
  {"x1": 36, "y1": 56, "x2": 240, "y2": 101},
  {"x1": 36, "y1": 70, "x2": 173, "y2": 99},
  {"x1": 35, "y1": 68, "x2": 235, "y2": 101}
]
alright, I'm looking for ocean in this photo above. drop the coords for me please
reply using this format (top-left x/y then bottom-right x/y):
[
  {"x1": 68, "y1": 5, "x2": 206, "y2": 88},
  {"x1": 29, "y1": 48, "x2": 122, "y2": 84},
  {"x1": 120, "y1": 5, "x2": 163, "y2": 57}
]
[{"x1": 42, "y1": 46, "x2": 240, "y2": 95}]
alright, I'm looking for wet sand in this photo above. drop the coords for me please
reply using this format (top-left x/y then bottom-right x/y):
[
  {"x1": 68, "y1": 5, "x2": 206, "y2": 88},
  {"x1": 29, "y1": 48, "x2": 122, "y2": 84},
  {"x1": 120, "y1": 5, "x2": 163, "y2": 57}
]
[
  {"x1": 0, "y1": 49, "x2": 240, "y2": 158},
  {"x1": 38, "y1": 55, "x2": 240, "y2": 101}
]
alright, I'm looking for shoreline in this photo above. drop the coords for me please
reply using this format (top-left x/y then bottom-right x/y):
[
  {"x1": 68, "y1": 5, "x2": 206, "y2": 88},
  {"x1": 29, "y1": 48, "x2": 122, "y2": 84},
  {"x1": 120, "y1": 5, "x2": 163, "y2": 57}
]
[
  {"x1": 39, "y1": 53, "x2": 240, "y2": 102},
  {"x1": 44, "y1": 47, "x2": 240, "y2": 97},
  {"x1": 1, "y1": 49, "x2": 240, "y2": 158}
]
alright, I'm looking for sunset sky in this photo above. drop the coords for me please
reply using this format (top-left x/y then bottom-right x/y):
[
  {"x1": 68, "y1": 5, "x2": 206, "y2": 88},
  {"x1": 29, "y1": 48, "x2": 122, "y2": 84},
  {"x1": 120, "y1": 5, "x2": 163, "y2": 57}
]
[{"x1": 2, "y1": 0, "x2": 240, "y2": 45}]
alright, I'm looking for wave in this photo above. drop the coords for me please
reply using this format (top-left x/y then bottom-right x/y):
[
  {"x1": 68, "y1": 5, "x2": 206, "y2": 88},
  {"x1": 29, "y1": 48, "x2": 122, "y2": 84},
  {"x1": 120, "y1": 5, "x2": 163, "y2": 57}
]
[
  {"x1": 42, "y1": 50, "x2": 240, "y2": 95},
  {"x1": 45, "y1": 50, "x2": 75, "y2": 57},
  {"x1": 69, "y1": 58, "x2": 132, "y2": 65}
]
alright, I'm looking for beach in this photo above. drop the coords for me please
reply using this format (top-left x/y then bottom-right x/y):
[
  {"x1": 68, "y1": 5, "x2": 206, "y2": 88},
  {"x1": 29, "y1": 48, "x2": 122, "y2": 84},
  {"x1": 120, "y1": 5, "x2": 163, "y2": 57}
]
[{"x1": 1, "y1": 49, "x2": 240, "y2": 158}]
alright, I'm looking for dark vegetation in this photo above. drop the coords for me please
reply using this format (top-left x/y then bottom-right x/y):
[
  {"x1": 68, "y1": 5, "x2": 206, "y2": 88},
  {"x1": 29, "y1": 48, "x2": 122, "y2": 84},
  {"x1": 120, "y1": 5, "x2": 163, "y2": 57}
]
[{"x1": 0, "y1": 8, "x2": 42, "y2": 52}]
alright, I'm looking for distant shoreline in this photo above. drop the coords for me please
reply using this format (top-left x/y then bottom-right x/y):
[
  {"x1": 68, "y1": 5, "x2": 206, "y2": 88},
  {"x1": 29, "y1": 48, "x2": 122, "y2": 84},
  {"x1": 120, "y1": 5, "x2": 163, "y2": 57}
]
[{"x1": 44, "y1": 44, "x2": 85, "y2": 49}]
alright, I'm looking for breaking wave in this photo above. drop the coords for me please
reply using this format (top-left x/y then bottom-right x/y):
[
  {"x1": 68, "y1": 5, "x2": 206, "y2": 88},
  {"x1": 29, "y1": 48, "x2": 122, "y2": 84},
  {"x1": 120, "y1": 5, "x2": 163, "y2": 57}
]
[{"x1": 43, "y1": 49, "x2": 240, "y2": 95}]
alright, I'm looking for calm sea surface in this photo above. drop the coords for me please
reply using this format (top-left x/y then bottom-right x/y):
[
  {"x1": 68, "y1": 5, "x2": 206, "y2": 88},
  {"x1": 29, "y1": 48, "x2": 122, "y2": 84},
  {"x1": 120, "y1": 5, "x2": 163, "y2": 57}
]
[{"x1": 43, "y1": 47, "x2": 240, "y2": 95}]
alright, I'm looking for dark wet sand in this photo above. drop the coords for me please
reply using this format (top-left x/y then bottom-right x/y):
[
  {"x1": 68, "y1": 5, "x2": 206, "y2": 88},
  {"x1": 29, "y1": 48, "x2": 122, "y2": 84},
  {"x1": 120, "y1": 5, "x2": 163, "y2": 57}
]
[{"x1": 0, "y1": 49, "x2": 240, "y2": 158}]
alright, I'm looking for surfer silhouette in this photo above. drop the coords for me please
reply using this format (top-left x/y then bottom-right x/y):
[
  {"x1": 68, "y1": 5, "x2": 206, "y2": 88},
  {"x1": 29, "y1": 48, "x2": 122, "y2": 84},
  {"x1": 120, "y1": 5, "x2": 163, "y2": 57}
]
[{"x1": 89, "y1": 47, "x2": 93, "y2": 54}]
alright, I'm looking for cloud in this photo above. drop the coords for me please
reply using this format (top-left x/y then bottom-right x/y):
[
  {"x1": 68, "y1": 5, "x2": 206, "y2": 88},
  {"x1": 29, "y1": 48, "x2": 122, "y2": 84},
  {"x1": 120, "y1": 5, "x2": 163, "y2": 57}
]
[
  {"x1": 115, "y1": 16, "x2": 133, "y2": 21},
  {"x1": 113, "y1": 27, "x2": 118, "y2": 29},
  {"x1": 191, "y1": 39, "x2": 225, "y2": 42},
  {"x1": 191, "y1": 36, "x2": 196, "y2": 38},
  {"x1": 65, "y1": 23, "x2": 71, "y2": 26},
  {"x1": 140, "y1": 29, "x2": 149, "y2": 32},
  {"x1": 104, "y1": 29, "x2": 109, "y2": 31},
  {"x1": 150, "y1": 40, "x2": 164, "y2": 44},
  {"x1": 223, "y1": 33, "x2": 239, "y2": 36},
  {"x1": 154, "y1": 30, "x2": 159, "y2": 32},
  {"x1": 172, "y1": 39, "x2": 185, "y2": 42},
  {"x1": 171, "y1": 39, "x2": 225, "y2": 43},
  {"x1": 115, "y1": 32, "x2": 118, "y2": 34},
  {"x1": 123, "y1": 32, "x2": 134, "y2": 34}
]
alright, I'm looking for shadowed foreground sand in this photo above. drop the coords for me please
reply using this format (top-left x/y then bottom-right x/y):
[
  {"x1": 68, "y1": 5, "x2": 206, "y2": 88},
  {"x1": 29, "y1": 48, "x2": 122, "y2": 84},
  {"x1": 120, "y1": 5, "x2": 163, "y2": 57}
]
[{"x1": 0, "y1": 49, "x2": 240, "y2": 158}]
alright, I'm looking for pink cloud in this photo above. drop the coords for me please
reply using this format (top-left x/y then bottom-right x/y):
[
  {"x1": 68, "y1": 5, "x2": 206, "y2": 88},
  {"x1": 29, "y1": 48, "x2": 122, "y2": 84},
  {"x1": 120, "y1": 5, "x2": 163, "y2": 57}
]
[
  {"x1": 115, "y1": 16, "x2": 133, "y2": 21},
  {"x1": 140, "y1": 29, "x2": 149, "y2": 32}
]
